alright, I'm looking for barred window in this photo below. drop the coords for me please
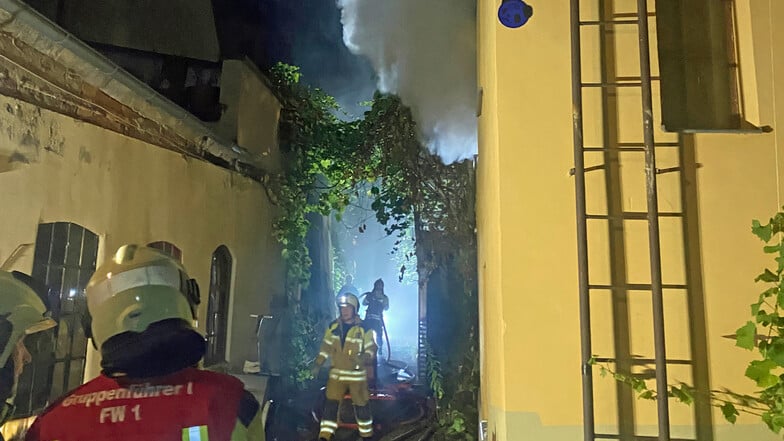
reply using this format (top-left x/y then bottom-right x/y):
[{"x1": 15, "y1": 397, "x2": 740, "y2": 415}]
[
  {"x1": 15, "y1": 222, "x2": 98, "y2": 416},
  {"x1": 205, "y1": 245, "x2": 232, "y2": 366}
]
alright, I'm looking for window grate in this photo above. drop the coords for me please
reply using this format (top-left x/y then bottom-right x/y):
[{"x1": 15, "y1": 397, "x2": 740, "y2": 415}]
[
  {"x1": 15, "y1": 222, "x2": 98, "y2": 417},
  {"x1": 205, "y1": 245, "x2": 232, "y2": 366}
]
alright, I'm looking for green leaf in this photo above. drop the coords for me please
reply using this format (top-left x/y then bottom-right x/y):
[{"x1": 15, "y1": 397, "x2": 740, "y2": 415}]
[
  {"x1": 756, "y1": 269, "x2": 779, "y2": 283},
  {"x1": 736, "y1": 321, "x2": 757, "y2": 350},
  {"x1": 721, "y1": 402, "x2": 738, "y2": 424},
  {"x1": 745, "y1": 359, "x2": 779, "y2": 388},
  {"x1": 638, "y1": 390, "x2": 655, "y2": 400},
  {"x1": 762, "y1": 287, "x2": 779, "y2": 300},
  {"x1": 669, "y1": 385, "x2": 693, "y2": 405},
  {"x1": 756, "y1": 310, "x2": 776, "y2": 326},
  {"x1": 753, "y1": 219, "x2": 773, "y2": 242},
  {"x1": 765, "y1": 244, "x2": 782, "y2": 254},
  {"x1": 771, "y1": 414, "x2": 784, "y2": 433},
  {"x1": 768, "y1": 341, "x2": 784, "y2": 367},
  {"x1": 631, "y1": 378, "x2": 647, "y2": 393}
]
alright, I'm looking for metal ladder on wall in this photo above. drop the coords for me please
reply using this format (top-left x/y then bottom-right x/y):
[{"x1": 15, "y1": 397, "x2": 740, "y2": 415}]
[{"x1": 569, "y1": 0, "x2": 702, "y2": 440}]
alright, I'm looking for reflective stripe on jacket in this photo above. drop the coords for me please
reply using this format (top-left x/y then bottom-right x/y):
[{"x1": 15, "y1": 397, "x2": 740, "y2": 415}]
[{"x1": 315, "y1": 318, "x2": 377, "y2": 370}]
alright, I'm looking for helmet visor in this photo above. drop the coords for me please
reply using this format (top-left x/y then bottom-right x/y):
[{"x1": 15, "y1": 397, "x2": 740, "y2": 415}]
[{"x1": 25, "y1": 317, "x2": 57, "y2": 334}]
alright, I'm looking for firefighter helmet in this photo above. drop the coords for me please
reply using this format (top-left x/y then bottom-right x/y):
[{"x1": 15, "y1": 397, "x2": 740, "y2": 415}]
[
  {"x1": 86, "y1": 244, "x2": 201, "y2": 349},
  {"x1": 336, "y1": 293, "x2": 360, "y2": 313},
  {"x1": 0, "y1": 271, "x2": 56, "y2": 367}
]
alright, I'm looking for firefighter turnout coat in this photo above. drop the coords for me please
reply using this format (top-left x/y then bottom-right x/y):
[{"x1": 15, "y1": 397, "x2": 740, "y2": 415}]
[
  {"x1": 25, "y1": 367, "x2": 264, "y2": 441},
  {"x1": 315, "y1": 317, "x2": 377, "y2": 403}
]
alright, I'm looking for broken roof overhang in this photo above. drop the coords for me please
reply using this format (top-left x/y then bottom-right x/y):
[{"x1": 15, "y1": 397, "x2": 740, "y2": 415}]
[{"x1": 0, "y1": 0, "x2": 269, "y2": 181}]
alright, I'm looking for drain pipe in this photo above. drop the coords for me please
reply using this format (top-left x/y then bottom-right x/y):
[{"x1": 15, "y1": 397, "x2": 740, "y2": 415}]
[{"x1": 0, "y1": 0, "x2": 265, "y2": 173}]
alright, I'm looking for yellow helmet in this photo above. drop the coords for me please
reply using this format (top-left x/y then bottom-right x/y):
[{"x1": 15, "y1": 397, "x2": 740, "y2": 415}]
[
  {"x1": 0, "y1": 271, "x2": 56, "y2": 367},
  {"x1": 86, "y1": 244, "x2": 201, "y2": 349},
  {"x1": 336, "y1": 293, "x2": 359, "y2": 313}
]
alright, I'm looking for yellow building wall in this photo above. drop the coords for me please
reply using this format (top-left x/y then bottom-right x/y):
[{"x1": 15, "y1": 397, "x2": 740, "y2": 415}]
[
  {"x1": 0, "y1": 92, "x2": 283, "y2": 377},
  {"x1": 210, "y1": 59, "x2": 283, "y2": 174},
  {"x1": 478, "y1": 0, "x2": 784, "y2": 439}
]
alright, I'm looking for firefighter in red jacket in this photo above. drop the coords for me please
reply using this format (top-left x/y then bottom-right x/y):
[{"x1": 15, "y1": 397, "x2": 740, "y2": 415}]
[
  {"x1": 311, "y1": 293, "x2": 377, "y2": 440},
  {"x1": 26, "y1": 244, "x2": 264, "y2": 441}
]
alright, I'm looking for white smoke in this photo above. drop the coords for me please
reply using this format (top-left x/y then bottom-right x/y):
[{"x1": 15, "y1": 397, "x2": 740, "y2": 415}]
[{"x1": 337, "y1": 0, "x2": 478, "y2": 163}]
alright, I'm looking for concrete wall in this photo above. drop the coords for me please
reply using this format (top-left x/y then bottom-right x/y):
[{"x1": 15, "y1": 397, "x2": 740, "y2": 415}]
[
  {"x1": 211, "y1": 59, "x2": 283, "y2": 172},
  {"x1": 0, "y1": 92, "x2": 282, "y2": 376},
  {"x1": 477, "y1": 0, "x2": 784, "y2": 439}
]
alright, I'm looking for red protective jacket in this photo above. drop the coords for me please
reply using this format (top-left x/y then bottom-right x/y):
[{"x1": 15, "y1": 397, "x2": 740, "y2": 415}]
[{"x1": 26, "y1": 367, "x2": 248, "y2": 441}]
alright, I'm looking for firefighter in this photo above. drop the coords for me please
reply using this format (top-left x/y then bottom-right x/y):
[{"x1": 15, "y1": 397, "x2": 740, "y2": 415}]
[
  {"x1": 311, "y1": 293, "x2": 377, "y2": 441},
  {"x1": 0, "y1": 271, "x2": 57, "y2": 440},
  {"x1": 361, "y1": 279, "x2": 388, "y2": 358},
  {"x1": 336, "y1": 275, "x2": 358, "y2": 299},
  {"x1": 26, "y1": 244, "x2": 264, "y2": 441}
]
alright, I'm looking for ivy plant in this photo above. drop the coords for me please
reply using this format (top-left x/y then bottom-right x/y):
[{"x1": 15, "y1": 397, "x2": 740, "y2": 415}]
[
  {"x1": 266, "y1": 64, "x2": 479, "y2": 439},
  {"x1": 594, "y1": 209, "x2": 784, "y2": 434}
]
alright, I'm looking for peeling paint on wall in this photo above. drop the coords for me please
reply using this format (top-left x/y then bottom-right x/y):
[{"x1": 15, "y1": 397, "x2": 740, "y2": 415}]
[{"x1": 0, "y1": 103, "x2": 65, "y2": 163}]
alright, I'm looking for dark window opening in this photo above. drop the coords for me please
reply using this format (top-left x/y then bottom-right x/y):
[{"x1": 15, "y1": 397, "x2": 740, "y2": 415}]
[
  {"x1": 205, "y1": 245, "x2": 232, "y2": 366},
  {"x1": 655, "y1": 0, "x2": 750, "y2": 131},
  {"x1": 147, "y1": 241, "x2": 182, "y2": 262},
  {"x1": 15, "y1": 222, "x2": 98, "y2": 417}
]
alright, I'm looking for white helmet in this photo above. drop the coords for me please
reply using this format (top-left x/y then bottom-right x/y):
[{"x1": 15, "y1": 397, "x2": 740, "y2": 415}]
[
  {"x1": 336, "y1": 293, "x2": 359, "y2": 313},
  {"x1": 86, "y1": 244, "x2": 200, "y2": 349}
]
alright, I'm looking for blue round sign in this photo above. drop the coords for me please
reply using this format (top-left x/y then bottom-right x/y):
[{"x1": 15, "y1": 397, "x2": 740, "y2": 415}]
[{"x1": 498, "y1": 0, "x2": 533, "y2": 29}]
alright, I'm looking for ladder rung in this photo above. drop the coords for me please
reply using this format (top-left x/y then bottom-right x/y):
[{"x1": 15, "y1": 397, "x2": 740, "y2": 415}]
[
  {"x1": 583, "y1": 142, "x2": 677, "y2": 152},
  {"x1": 586, "y1": 212, "x2": 683, "y2": 220},
  {"x1": 579, "y1": 19, "x2": 639, "y2": 26},
  {"x1": 582, "y1": 82, "x2": 642, "y2": 88},
  {"x1": 596, "y1": 435, "x2": 693, "y2": 441},
  {"x1": 568, "y1": 164, "x2": 606, "y2": 176},
  {"x1": 588, "y1": 283, "x2": 688, "y2": 290},
  {"x1": 613, "y1": 11, "x2": 656, "y2": 18},
  {"x1": 656, "y1": 166, "x2": 681, "y2": 175},
  {"x1": 592, "y1": 357, "x2": 693, "y2": 365},
  {"x1": 615, "y1": 76, "x2": 661, "y2": 82},
  {"x1": 584, "y1": 146, "x2": 645, "y2": 152},
  {"x1": 617, "y1": 142, "x2": 679, "y2": 147}
]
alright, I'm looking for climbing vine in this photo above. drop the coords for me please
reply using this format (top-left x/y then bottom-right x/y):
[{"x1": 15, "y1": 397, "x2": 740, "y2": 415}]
[
  {"x1": 267, "y1": 62, "x2": 364, "y2": 292},
  {"x1": 266, "y1": 62, "x2": 364, "y2": 389},
  {"x1": 359, "y1": 93, "x2": 479, "y2": 439},
  {"x1": 267, "y1": 63, "x2": 479, "y2": 438},
  {"x1": 595, "y1": 208, "x2": 784, "y2": 435}
]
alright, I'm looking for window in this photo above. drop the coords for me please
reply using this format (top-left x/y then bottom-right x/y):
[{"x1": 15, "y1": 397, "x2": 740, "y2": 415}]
[
  {"x1": 655, "y1": 0, "x2": 746, "y2": 131},
  {"x1": 205, "y1": 246, "x2": 232, "y2": 366},
  {"x1": 147, "y1": 241, "x2": 182, "y2": 262},
  {"x1": 15, "y1": 223, "x2": 98, "y2": 416}
]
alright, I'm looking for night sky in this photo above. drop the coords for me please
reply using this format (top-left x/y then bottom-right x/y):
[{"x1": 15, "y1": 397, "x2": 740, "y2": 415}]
[{"x1": 259, "y1": 0, "x2": 376, "y2": 118}]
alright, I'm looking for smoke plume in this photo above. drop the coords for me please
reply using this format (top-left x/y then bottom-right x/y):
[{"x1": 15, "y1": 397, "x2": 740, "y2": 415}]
[{"x1": 337, "y1": 0, "x2": 478, "y2": 163}]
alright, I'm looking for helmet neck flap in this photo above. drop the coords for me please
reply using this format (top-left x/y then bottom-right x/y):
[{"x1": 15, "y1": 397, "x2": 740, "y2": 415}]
[{"x1": 100, "y1": 318, "x2": 205, "y2": 378}]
